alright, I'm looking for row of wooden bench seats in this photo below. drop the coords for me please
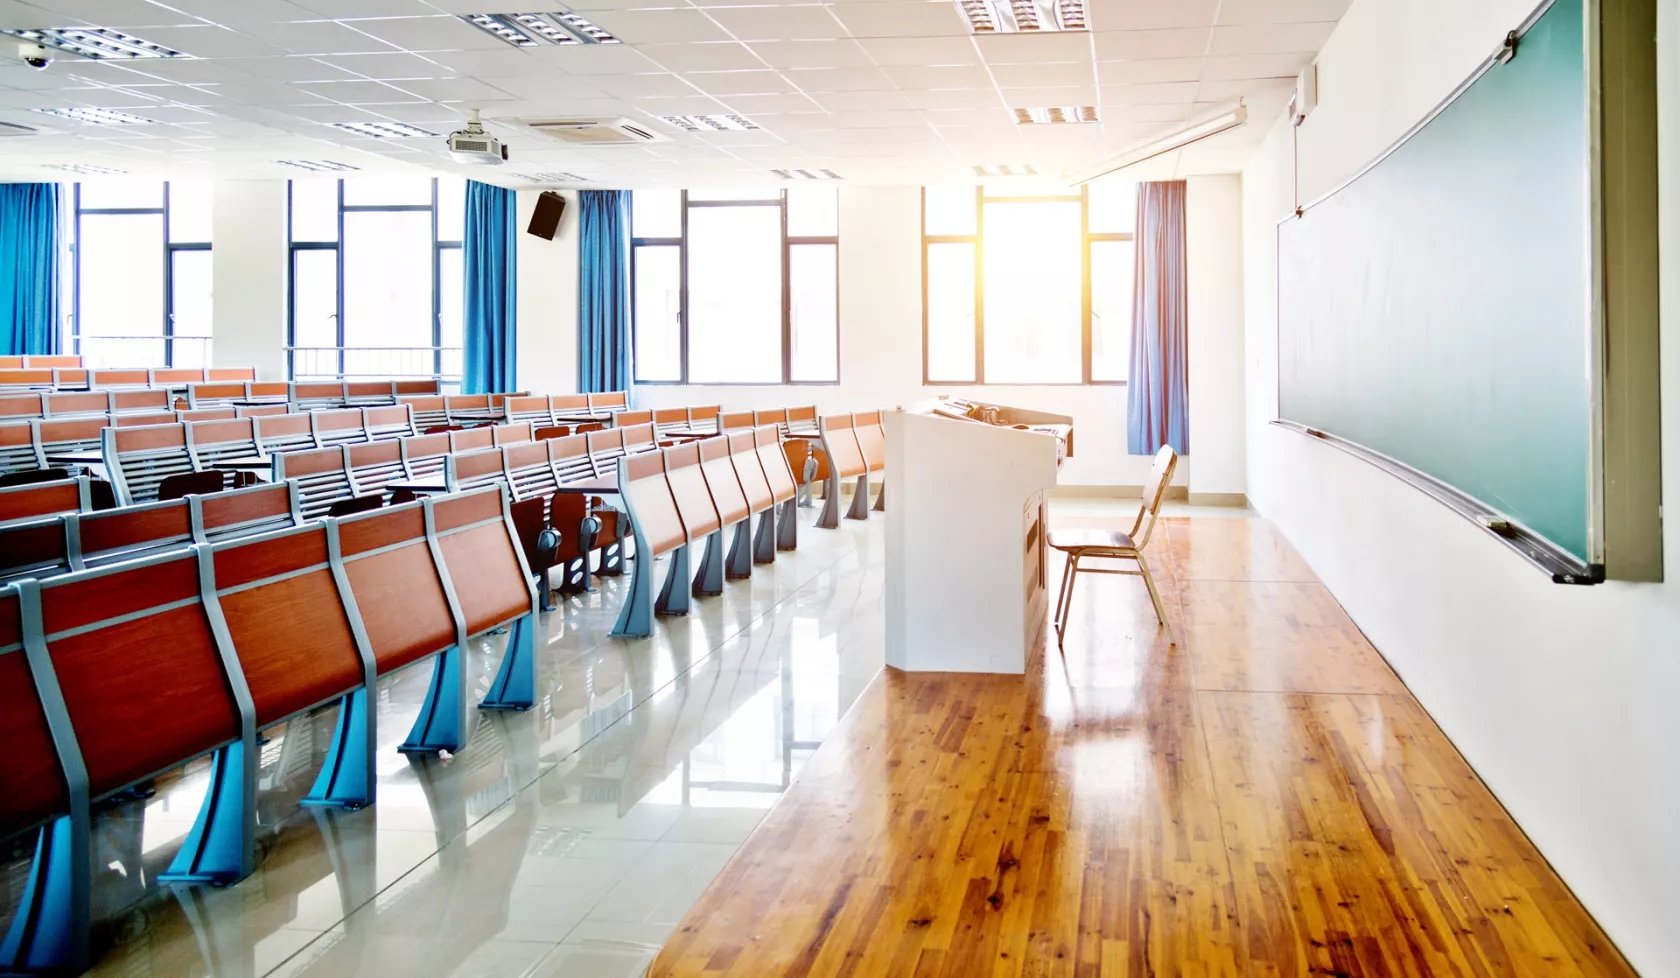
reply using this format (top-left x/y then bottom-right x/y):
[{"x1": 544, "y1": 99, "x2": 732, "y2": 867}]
[
  {"x1": 0, "y1": 389, "x2": 272, "y2": 423},
  {"x1": 499, "y1": 392, "x2": 634, "y2": 429},
  {"x1": 0, "y1": 367, "x2": 255, "y2": 394},
  {"x1": 0, "y1": 484, "x2": 539, "y2": 976},
  {"x1": 612, "y1": 427, "x2": 803, "y2": 638},
  {"x1": 0, "y1": 409, "x2": 300, "y2": 479},
  {"x1": 1, "y1": 480, "x2": 305, "y2": 585},
  {"x1": 0, "y1": 355, "x2": 79, "y2": 370},
  {"x1": 814, "y1": 411, "x2": 889, "y2": 528},
  {"x1": 100, "y1": 406, "x2": 422, "y2": 505}
]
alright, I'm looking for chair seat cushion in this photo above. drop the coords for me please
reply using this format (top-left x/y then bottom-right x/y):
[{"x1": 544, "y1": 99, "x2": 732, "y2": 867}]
[{"x1": 1047, "y1": 527, "x2": 1137, "y2": 552}]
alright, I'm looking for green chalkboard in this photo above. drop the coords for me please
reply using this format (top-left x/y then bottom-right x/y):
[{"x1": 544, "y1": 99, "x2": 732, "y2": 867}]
[{"x1": 1278, "y1": 0, "x2": 1590, "y2": 562}]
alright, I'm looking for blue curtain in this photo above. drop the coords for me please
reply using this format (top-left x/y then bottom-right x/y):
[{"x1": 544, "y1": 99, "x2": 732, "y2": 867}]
[
  {"x1": 1126, "y1": 180, "x2": 1190, "y2": 455},
  {"x1": 463, "y1": 180, "x2": 517, "y2": 394},
  {"x1": 1, "y1": 183, "x2": 62, "y2": 357},
  {"x1": 578, "y1": 190, "x2": 631, "y2": 393}
]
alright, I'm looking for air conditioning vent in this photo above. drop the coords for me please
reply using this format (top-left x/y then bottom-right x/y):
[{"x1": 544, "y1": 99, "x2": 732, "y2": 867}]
[{"x1": 525, "y1": 118, "x2": 666, "y2": 144}]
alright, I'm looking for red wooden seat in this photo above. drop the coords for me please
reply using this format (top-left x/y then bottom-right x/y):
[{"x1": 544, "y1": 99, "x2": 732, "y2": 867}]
[
  {"x1": 76, "y1": 496, "x2": 194, "y2": 568},
  {"x1": 0, "y1": 477, "x2": 88, "y2": 526},
  {"x1": 103, "y1": 423, "x2": 194, "y2": 505},
  {"x1": 43, "y1": 391, "x2": 110, "y2": 419},
  {"x1": 311, "y1": 408, "x2": 368, "y2": 447},
  {"x1": 274, "y1": 445, "x2": 355, "y2": 519},
  {"x1": 756, "y1": 425, "x2": 802, "y2": 551},
  {"x1": 255, "y1": 412, "x2": 318, "y2": 456},
  {"x1": 427, "y1": 488, "x2": 539, "y2": 709},
  {"x1": 346, "y1": 439, "x2": 407, "y2": 498}
]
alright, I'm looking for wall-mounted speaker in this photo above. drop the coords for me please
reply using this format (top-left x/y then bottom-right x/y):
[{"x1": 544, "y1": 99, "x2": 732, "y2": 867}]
[{"x1": 527, "y1": 191, "x2": 566, "y2": 240}]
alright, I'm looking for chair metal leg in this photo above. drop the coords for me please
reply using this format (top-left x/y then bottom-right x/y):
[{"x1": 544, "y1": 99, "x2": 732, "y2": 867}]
[
  {"x1": 1052, "y1": 550, "x2": 1075, "y2": 640},
  {"x1": 480, "y1": 614, "x2": 536, "y2": 710},
  {"x1": 816, "y1": 473, "x2": 841, "y2": 528},
  {"x1": 1134, "y1": 551, "x2": 1174, "y2": 645},
  {"x1": 1056, "y1": 553, "x2": 1080, "y2": 644},
  {"x1": 846, "y1": 474, "x2": 870, "y2": 521}
]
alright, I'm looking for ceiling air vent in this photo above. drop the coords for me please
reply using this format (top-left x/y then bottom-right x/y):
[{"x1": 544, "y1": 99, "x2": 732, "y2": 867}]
[
  {"x1": 526, "y1": 118, "x2": 665, "y2": 144},
  {"x1": 525, "y1": 171, "x2": 590, "y2": 182},
  {"x1": 772, "y1": 168, "x2": 841, "y2": 180},
  {"x1": 972, "y1": 163, "x2": 1037, "y2": 176},
  {"x1": 662, "y1": 114, "x2": 759, "y2": 133}
]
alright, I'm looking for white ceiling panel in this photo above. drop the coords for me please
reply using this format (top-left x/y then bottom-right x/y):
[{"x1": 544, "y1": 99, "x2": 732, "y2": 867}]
[
  {"x1": 163, "y1": 0, "x2": 322, "y2": 26},
  {"x1": 706, "y1": 5, "x2": 849, "y2": 41},
  {"x1": 1094, "y1": 57, "x2": 1202, "y2": 85},
  {"x1": 854, "y1": 35, "x2": 978, "y2": 65},
  {"x1": 1208, "y1": 21, "x2": 1335, "y2": 55},
  {"x1": 783, "y1": 66, "x2": 894, "y2": 92},
  {"x1": 712, "y1": 91, "x2": 822, "y2": 113},
  {"x1": 393, "y1": 76, "x2": 518, "y2": 102},
  {"x1": 810, "y1": 89, "x2": 911, "y2": 112},
  {"x1": 745, "y1": 39, "x2": 874, "y2": 69},
  {"x1": 988, "y1": 61, "x2": 1095, "y2": 89},
  {"x1": 290, "y1": 0, "x2": 442, "y2": 18},
  {"x1": 293, "y1": 78, "x2": 428, "y2": 102},
  {"x1": 591, "y1": 72, "x2": 700, "y2": 97},
  {"x1": 18, "y1": 0, "x2": 200, "y2": 27},
  {"x1": 583, "y1": 8, "x2": 735, "y2": 44},
  {"x1": 681, "y1": 68, "x2": 795, "y2": 95},
  {"x1": 257, "y1": 20, "x2": 402, "y2": 55},
  {"x1": 999, "y1": 86, "x2": 1097, "y2": 109},
  {"x1": 223, "y1": 57, "x2": 359, "y2": 83},
  {"x1": 1216, "y1": 0, "x2": 1352, "y2": 24},
  {"x1": 899, "y1": 87, "x2": 1005, "y2": 110},
  {"x1": 1091, "y1": 27, "x2": 1210, "y2": 60},
  {"x1": 829, "y1": 1, "x2": 968, "y2": 39},
  {"x1": 1086, "y1": 0, "x2": 1218, "y2": 31},
  {"x1": 340, "y1": 15, "x2": 511, "y2": 52},
  {"x1": 472, "y1": 73, "x2": 606, "y2": 99},
  {"x1": 201, "y1": 81, "x2": 335, "y2": 105},
  {"x1": 133, "y1": 25, "x2": 290, "y2": 58},
  {"x1": 1200, "y1": 52, "x2": 1312, "y2": 80},
  {"x1": 1096, "y1": 80, "x2": 1197, "y2": 104},
  {"x1": 638, "y1": 41, "x2": 767, "y2": 72},
  {"x1": 424, "y1": 49, "x2": 556, "y2": 75},
  {"x1": 530, "y1": 43, "x2": 666, "y2": 74},
  {"x1": 1097, "y1": 100, "x2": 1193, "y2": 122},
  {"x1": 627, "y1": 93, "x2": 733, "y2": 113},
  {"x1": 311, "y1": 51, "x2": 455, "y2": 79},
  {"x1": 880, "y1": 63, "x2": 991, "y2": 89},
  {"x1": 974, "y1": 32, "x2": 1092, "y2": 64}
]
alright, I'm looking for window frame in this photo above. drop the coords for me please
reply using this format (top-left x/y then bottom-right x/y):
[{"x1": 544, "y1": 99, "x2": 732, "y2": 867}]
[
  {"x1": 920, "y1": 185, "x2": 1132, "y2": 386},
  {"x1": 632, "y1": 189, "x2": 841, "y2": 386},
  {"x1": 285, "y1": 178, "x2": 463, "y2": 381},
  {"x1": 69, "y1": 181, "x2": 212, "y2": 367}
]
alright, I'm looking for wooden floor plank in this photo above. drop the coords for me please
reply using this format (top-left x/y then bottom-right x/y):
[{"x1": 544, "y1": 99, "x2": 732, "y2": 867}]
[{"x1": 650, "y1": 518, "x2": 1633, "y2": 977}]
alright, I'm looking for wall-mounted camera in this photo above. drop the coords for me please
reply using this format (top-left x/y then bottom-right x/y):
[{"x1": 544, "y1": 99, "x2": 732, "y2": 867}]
[{"x1": 18, "y1": 42, "x2": 52, "y2": 70}]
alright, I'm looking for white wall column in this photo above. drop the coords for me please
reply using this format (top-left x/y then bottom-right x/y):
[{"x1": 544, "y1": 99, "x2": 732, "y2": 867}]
[
  {"x1": 1186, "y1": 174, "x2": 1246, "y2": 502},
  {"x1": 515, "y1": 189, "x2": 579, "y2": 395},
  {"x1": 210, "y1": 180, "x2": 288, "y2": 381}
]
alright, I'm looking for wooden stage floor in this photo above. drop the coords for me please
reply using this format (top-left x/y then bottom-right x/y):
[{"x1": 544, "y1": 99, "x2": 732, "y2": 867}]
[{"x1": 649, "y1": 516, "x2": 1633, "y2": 977}]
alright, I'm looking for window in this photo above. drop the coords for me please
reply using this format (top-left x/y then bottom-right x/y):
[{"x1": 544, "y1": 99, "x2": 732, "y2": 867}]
[
  {"x1": 632, "y1": 187, "x2": 839, "y2": 385},
  {"x1": 69, "y1": 179, "x2": 213, "y2": 367},
  {"x1": 287, "y1": 176, "x2": 465, "y2": 382},
  {"x1": 922, "y1": 182, "x2": 1135, "y2": 384}
]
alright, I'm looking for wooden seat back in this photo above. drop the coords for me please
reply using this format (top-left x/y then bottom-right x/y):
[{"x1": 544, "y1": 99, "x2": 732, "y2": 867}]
[
  {"x1": 186, "y1": 418, "x2": 262, "y2": 470},
  {"x1": 729, "y1": 432, "x2": 775, "y2": 514},
  {"x1": 290, "y1": 382, "x2": 347, "y2": 410},
  {"x1": 587, "y1": 391, "x2": 628, "y2": 412},
  {"x1": 177, "y1": 408, "x2": 235, "y2": 422},
  {"x1": 505, "y1": 395, "x2": 555, "y2": 427},
  {"x1": 255, "y1": 412, "x2": 318, "y2": 456},
  {"x1": 444, "y1": 395, "x2": 495, "y2": 423},
  {"x1": 398, "y1": 395, "x2": 448, "y2": 427},
  {"x1": 428, "y1": 488, "x2": 535, "y2": 636},
  {"x1": 783, "y1": 437, "x2": 814, "y2": 486},
  {"x1": 192, "y1": 481, "x2": 302, "y2": 541},
  {"x1": 0, "y1": 394, "x2": 46, "y2": 422},
  {"x1": 752, "y1": 408, "x2": 789, "y2": 433},
  {"x1": 333, "y1": 502, "x2": 456, "y2": 675},
  {"x1": 150, "y1": 368, "x2": 204, "y2": 386},
  {"x1": 0, "y1": 589, "x2": 71, "y2": 839},
  {"x1": 343, "y1": 381, "x2": 396, "y2": 406},
  {"x1": 346, "y1": 439, "x2": 406, "y2": 496},
  {"x1": 207, "y1": 368, "x2": 257, "y2": 383},
  {"x1": 401, "y1": 433, "x2": 451, "y2": 480},
  {"x1": 114, "y1": 412, "x2": 175, "y2": 428},
  {"x1": 393, "y1": 380, "x2": 439, "y2": 396},
  {"x1": 613, "y1": 409, "x2": 653, "y2": 429},
  {"x1": 446, "y1": 447, "x2": 506, "y2": 493},
  {"x1": 503, "y1": 441, "x2": 559, "y2": 501},
  {"x1": 0, "y1": 355, "x2": 20, "y2": 369},
  {"x1": 787, "y1": 405, "x2": 820, "y2": 436},
  {"x1": 854, "y1": 410, "x2": 886, "y2": 473},
  {"x1": 312, "y1": 408, "x2": 368, "y2": 446},
  {"x1": 652, "y1": 408, "x2": 689, "y2": 435},
  {"x1": 586, "y1": 427, "x2": 626, "y2": 468},
  {"x1": 450, "y1": 427, "x2": 493, "y2": 453},
  {"x1": 0, "y1": 370, "x2": 55, "y2": 393},
  {"x1": 664, "y1": 442, "x2": 721, "y2": 542},
  {"x1": 45, "y1": 392, "x2": 111, "y2": 418},
  {"x1": 698, "y1": 436, "x2": 751, "y2": 525},
  {"x1": 1, "y1": 517, "x2": 73, "y2": 583},
  {"x1": 622, "y1": 423, "x2": 657, "y2": 456},
  {"x1": 235, "y1": 404, "x2": 290, "y2": 418},
  {"x1": 111, "y1": 390, "x2": 170, "y2": 415},
  {"x1": 28, "y1": 355, "x2": 81, "y2": 369},
  {"x1": 0, "y1": 477, "x2": 88, "y2": 526},
  {"x1": 75, "y1": 497, "x2": 193, "y2": 568},
  {"x1": 34, "y1": 418, "x2": 106, "y2": 462},
  {"x1": 551, "y1": 393, "x2": 591, "y2": 418},
  {"x1": 620, "y1": 451, "x2": 686, "y2": 558},
  {"x1": 89, "y1": 369, "x2": 150, "y2": 390},
  {"x1": 1, "y1": 422, "x2": 37, "y2": 475},
  {"x1": 550, "y1": 434, "x2": 595, "y2": 483},
  {"x1": 104, "y1": 423, "x2": 194, "y2": 504},
  {"x1": 819, "y1": 414, "x2": 867, "y2": 479},
  {"x1": 754, "y1": 426, "x2": 798, "y2": 503},
  {"x1": 362, "y1": 404, "x2": 416, "y2": 440},
  {"x1": 51, "y1": 369, "x2": 88, "y2": 389},
  {"x1": 687, "y1": 405, "x2": 721, "y2": 434},
  {"x1": 244, "y1": 382, "x2": 289, "y2": 403},
  {"x1": 720, "y1": 411, "x2": 755, "y2": 432},
  {"x1": 274, "y1": 446, "x2": 354, "y2": 519},
  {"x1": 35, "y1": 553, "x2": 241, "y2": 798},
  {"x1": 492, "y1": 421, "x2": 534, "y2": 446}
]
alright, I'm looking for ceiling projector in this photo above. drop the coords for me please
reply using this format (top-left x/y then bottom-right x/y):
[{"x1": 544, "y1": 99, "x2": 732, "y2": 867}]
[{"x1": 448, "y1": 110, "x2": 507, "y2": 165}]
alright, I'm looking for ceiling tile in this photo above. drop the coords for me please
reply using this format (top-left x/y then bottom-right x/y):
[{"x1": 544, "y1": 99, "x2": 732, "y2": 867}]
[
  {"x1": 293, "y1": 78, "x2": 428, "y2": 103},
  {"x1": 810, "y1": 89, "x2": 911, "y2": 112},
  {"x1": 312, "y1": 52, "x2": 456, "y2": 80},
  {"x1": 340, "y1": 16, "x2": 509, "y2": 52},
  {"x1": 1091, "y1": 27, "x2": 1210, "y2": 60},
  {"x1": 591, "y1": 72, "x2": 702, "y2": 98},
  {"x1": 1094, "y1": 57, "x2": 1201, "y2": 85},
  {"x1": 975, "y1": 32, "x2": 1092, "y2": 64},
  {"x1": 198, "y1": 80, "x2": 335, "y2": 105},
  {"x1": 475, "y1": 73, "x2": 606, "y2": 99},
  {"x1": 679, "y1": 68, "x2": 794, "y2": 96},
  {"x1": 627, "y1": 94, "x2": 733, "y2": 114},
  {"x1": 1096, "y1": 80, "x2": 1196, "y2": 103},
  {"x1": 425, "y1": 49, "x2": 555, "y2": 75},
  {"x1": 783, "y1": 66, "x2": 894, "y2": 92},
  {"x1": 829, "y1": 1, "x2": 968, "y2": 38},
  {"x1": 1194, "y1": 76, "x2": 1292, "y2": 102},
  {"x1": 880, "y1": 63, "x2": 991, "y2": 89},
  {"x1": 290, "y1": 0, "x2": 442, "y2": 17},
  {"x1": 12, "y1": 0, "x2": 201, "y2": 27},
  {"x1": 707, "y1": 5, "x2": 849, "y2": 41},
  {"x1": 1000, "y1": 86, "x2": 1097, "y2": 109},
  {"x1": 1208, "y1": 21, "x2": 1335, "y2": 55},
  {"x1": 1095, "y1": 100, "x2": 1191, "y2": 122},
  {"x1": 1201, "y1": 52, "x2": 1312, "y2": 80},
  {"x1": 898, "y1": 87, "x2": 1003, "y2": 110},
  {"x1": 159, "y1": 0, "x2": 321, "y2": 26},
  {"x1": 855, "y1": 35, "x2": 977, "y2": 65},
  {"x1": 129, "y1": 25, "x2": 289, "y2": 58},
  {"x1": 1087, "y1": 0, "x2": 1217, "y2": 30},
  {"x1": 529, "y1": 44, "x2": 666, "y2": 74},
  {"x1": 1217, "y1": 0, "x2": 1351, "y2": 25},
  {"x1": 638, "y1": 42, "x2": 767, "y2": 72},
  {"x1": 390, "y1": 76, "x2": 518, "y2": 102},
  {"x1": 989, "y1": 61, "x2": 1095, "y2": 89},
  {"x1": 712, "y1": 91, "x2": 822, "y2": 113},
  {"x1": 68, "y1": 58, "x2": 241, "y2": 85},
  {"x1": 224, "y1": 56, "x2": 360, "y2": 83},
  {"x1": 257, "y1": 20, "x2": 402, "y2": 55},
  {"x1": 583, "y1": 8, "x2": 734, "y2": 43},
  {"x1": 745, "y1": 38, "x2": 875, "y2": 69}
]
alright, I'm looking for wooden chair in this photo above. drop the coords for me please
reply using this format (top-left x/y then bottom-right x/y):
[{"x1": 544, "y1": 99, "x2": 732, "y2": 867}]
[
  {"x1": 586, "y1": 390, "x2": 627, "y2": 415},
  {"x1": 443, "y1": 394, "x2": 496, "y2": 425},
  {"x1": 185, "y1": 382, "x2": 248, "y2": 410},
  {"x1": 311, "y1": 407, "x2": 368, "y2": 447},
  {"x1": 550, "y1": 393, "x2": 594, "y2": 424},
  {"x1": 149, "y1": 367, "x2": 206, "y2": 387},
  {"x1": 234, "y1": 404, "x2": 290, "y2": 419},
  {"x1": 855, "y1": 409, "x2": 887, "y2": 512},
  {"x1": 426, "y1": 487, "x2": 541, "y2": 711},
  {"x1": 346, "y1": 439, "x2": 407, "y2": 499},
  {"x1": 176, "y1": 408, "x2": 236, "y2": 422},
  {"x1": 112, "y1": 411, "x2": 177, "y2": 428},
  {"x1": 613, "y1": 408, "x2": 653, "y2": 429},
  {"x1": 695, "y1": 435, "x2": 752, "y2": 592},
  {"x1": 157, "y1": 471, "x2": 228, "y2": 501},
  {"x1": 343, "y1": 381, "x2": 396, "y2": 406},
  {"x1": 254, "y1": 412, "x2": 319, "y2": 456},
  {"x1": 207, "y1": 368, "x2": 257, "y2": 383},
  {"x1": 392, "y1": 379, "x2": 439, "y2": 396},
  {"x1": 185, "y1": 418, "x2": 265, "y2": 479},
  {"x1": 400, "y1": 432, "x2": 451, "y2": 482},
  {"x1": 622, "y1": 422, "x2": 658, "y2": 457},
  {"x1": 398, "y1": 394, "x2": 449, "y2": 429},
  {"x1": 88, "y1": 369, "x2": 149, "y2": 390},
  {"x1": 449, "y1": 426, "x2": 494, "y2": 454},
  {"x1": 32, "y1": 418, "x2": 105, "y2": 468},
  {"x1": 816, "y1": 414, "x2": 870, "y2": 528},
  {"x1": 362, "y1": 404, "x2": 418, "y2": 440},
  {"x1": 0, "y1": 393, "x2": 46, "y2": 422},
  {"x1": 0, "y1": 369, "x2": 55, "y2": 395},
  {"x1": 43, "y1": 392, "x2": 110, "y2": 419},
  {"x1": 102, "y1": 423, "x2": 195, "y2": 505},
  {"x1": 243, "y1": 382, "x2": 290, "y2": 405},
  {"x1": 664, "y1": 442, "x2": 722, "y2": 603},
  {"x1": 0, "y1": 514, "x2": 74, "y2": 584},
  {"x1": 1049, "y1": 445, "x2": 1178, "y2": 646},
  {"x1": 492, "y1": 421, "x2": 535, "y2": 446},
  {"x1": 611, "y1": 451, "x2": 690, "y2": 638},
  {"x1": 687, "y1": 405, "x2": 721, "y2": 436},
  {"x1": 274, "y1": 446, "x2": 356, "y2": 519},
  {"x1": 290, "y1": 381, "x2": 348, "y2": 411},
  {"x1": 0, "y1": 477, "x2": 89, "y2": 527},
  {"x1": 728, "y1": 431, "x2": 778, "y2": 571},
  {"x1": 755, "y1": 425, "x2": 802, "y2": 552},
  {"x1": 74, "y1": 496, "x2": 195, "y2": 568},
  {"x1": 0, "y1": 422, "x2": 38, "y2": 477},
  {"x1": 505, "y1": 395, "x2": 556, "y2": 428},
  {"x1": 720, "y1": 410, "x2": 754, "y2": 433},
  {"x1": 190, "y1": 480, "x2": 303, "y2": 541}
]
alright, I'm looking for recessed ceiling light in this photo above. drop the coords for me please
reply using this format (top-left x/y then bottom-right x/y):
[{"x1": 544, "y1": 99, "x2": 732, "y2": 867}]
[
  {"x1": 661, "y1": 114, "x2": 759, "y2": 133},
  {"x1": 1014, "y1": 106, "x2": 1098, "y2": 125},
  {"x1": 41, "y1": 163, "x2": 127, "y2": 175},
  {"x1": 972, "y1": 163, "x2": 1038, "y2": 176},
  {"x1": 772, "y1": 168, "x2": 841, "y2": 180},
  {"x1": 3, "y1": 26, "x2": 187, "y2": 59},
  {"x1": 460, "y1": 11, "x2": 619, "y2": 47},
  {"x1": 328, "y1": 121, "x2": 437, "y2": 138},
  {"x1": 524, "y1": 171, "x2": 589, "y2": 182},
  {"x1": 36, "y1": 107, "x2": 157, "y2": 126},
  {"x1": 956, "y1": 0, "x2": 1087, "y2": 33},
  {"x1": 278, "y1": 159, "x2": 359, "y2": 171}
]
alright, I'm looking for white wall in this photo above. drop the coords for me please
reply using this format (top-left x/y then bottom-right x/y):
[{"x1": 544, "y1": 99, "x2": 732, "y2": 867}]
[
  {"x1": 515, "y1": 189, "x2": 579, "y2": 397},
  {"x1": 1242, "y1": 1, "x2": 1680, "y2": 973},
  {"x1": 1185, "y1": 174, "x2": 1245, "y2": 498},
  {"x1": 210, "y1": 180, "x2": 287, "y2": 381}
]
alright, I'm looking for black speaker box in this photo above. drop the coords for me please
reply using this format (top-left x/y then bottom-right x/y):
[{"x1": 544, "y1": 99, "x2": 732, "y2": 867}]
[{"x1": 527, "y1": 191, "x2": 566, "y2": 240}]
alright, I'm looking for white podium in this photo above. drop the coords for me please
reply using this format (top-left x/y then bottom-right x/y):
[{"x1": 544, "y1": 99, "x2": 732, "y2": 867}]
[{"x1": 883, "y1": 406, "x2": 1065, "y2": 674}]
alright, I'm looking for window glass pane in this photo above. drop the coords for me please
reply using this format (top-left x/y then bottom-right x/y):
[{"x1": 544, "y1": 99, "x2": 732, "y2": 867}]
[
  {"x1": 342, "y1": 174, "x2": 433, "y2": 207},
  {"x1": 437, "y1": 176, "x2": 466, "y2": 242},
  {"x1": 787, "y1": 186, "x2": 837, "y2": 237},
  {"x1": 290, "y1": 250, "x2": 338, "y2": 378},
  {"x1": 632, "y1": 189, "x2": 681, "y2": 238},
  {"x1": 1091, "y1": 240, "x2": 1134, "y2": 381},
  {"x1": 290, "y1": 180, "x2": 338, "y2": 242},
  {"x1": 924, "y1": 187, "x2": 977, "y2": 236},
  {"x1": 925, "y1": 242, "x2": 975, "y2": 382},
  {"x1": 790, "y1": 243, "x2": 837, "y2": 382},
  {"x1": 79, "y1": 178, "x2": 162, "y2": 210},
  {"x1": 687, "y1": 205, "x2": 781, "y2": 383},
  {"x1": 1087, "y1": 178, "x2": 1136, "y2": 234},
  {"x1": 168, "y1": 179, "x2": 213, "y2": 243},
  {"x1": 687, "y1": 187, "x2": 778, "y2": 202},
  {"x1": 982, "y1": 200, "x2": 1081, "y2": 383},
  {"x1": 77, "y1": 212, "x2": 165, "y2": 368},
  {"x1": 170, "y1": 250, "x2": 213, "y2": 368},
  {"x1": 633, "y1": 244, "x2": 682, "y2": 382},
  {"x1": 439, "y1": 246, "x2": 463, "y2": 383},
  {"x1": 342, "y1": 211, "x2": 433, "y2": 379}
]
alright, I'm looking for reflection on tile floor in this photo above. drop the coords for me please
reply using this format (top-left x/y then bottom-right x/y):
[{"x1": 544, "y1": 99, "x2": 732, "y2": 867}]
[{"x1": 0, "y1": 502, "x2": 884, "y2": 978}]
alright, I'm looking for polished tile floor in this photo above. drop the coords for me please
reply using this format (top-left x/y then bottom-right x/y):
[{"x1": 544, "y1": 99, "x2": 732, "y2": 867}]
[{"x1": 0, "y1": 500, "x2": 886, "y2": 978}]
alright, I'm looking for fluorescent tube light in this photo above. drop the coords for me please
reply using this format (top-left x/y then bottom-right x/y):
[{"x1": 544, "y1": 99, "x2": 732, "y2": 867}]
[{"x1": 1062, "y1": 105, "x2": 1248, "y2": 185}]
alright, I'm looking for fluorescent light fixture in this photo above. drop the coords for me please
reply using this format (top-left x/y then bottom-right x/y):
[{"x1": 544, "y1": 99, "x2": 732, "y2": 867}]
[
  {"x1": 772, "y1": 168, "x2": 841, "y2": 180},
  {"x1": 972, "y1": 163, "x2": 1037, "y2": 176},
  {"x1": 1014, "y1": 106, "x2": 1098, "y2": 125},
  {"x1": 661, "y1": 114, "x2": 759, "y2": 132},
  {"x1": 278, "y1": 159, "x2": 359, "y2": 171},
  {"x1": 4, "y1": 27, "x2": 186, "y2": 59},
  {"x1": 35, "y1": 107, "x2": 156, "y2": 126},
  {"x1": 41, "y1": 163, "x2": 127, "y2": 174},
  {"x1": 1062, "y1": 105, "x2": 1249, "y2": 184},
  {"x1": 459, "y1": 11, "x2": 619, "y2": 47},
  {"x1": 328, "y1": 121, "x2": 437, "y2": 138},
  {"x1": 956, "y1": 0, "x2": 1087, "y2": 33},
  {"x1": 524, "y1": 171, "x2": 589, "y2": 182}
]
